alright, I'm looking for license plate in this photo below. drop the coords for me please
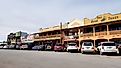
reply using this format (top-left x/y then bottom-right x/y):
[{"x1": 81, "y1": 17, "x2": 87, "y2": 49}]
[
  {"x1": 86, "y1": 47, "x2": 90, "y2": 49},
  {"x1": 107, "y1": 47, "x2": 112, "y2": 49}
]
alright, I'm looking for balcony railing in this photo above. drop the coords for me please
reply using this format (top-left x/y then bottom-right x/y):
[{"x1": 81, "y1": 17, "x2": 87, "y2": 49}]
[
  {"x1": 34, "y1": 34, "x2": 61, "y2": 39},
  {"x1": 80, "y1": 33, "x2": 93, "y2": 37},
  {"x1": 47, "y1": 34, "x2": 61, "y2": 38},
  {"x1": 109, "y1": 30, "x2": 121, "y2": 35},
  {"x1": 40, "y1": 36, "x2": 46, "y2": 39},
  {"x1": 65, "y1": 35, "x2": 79, "y2": 39},
  {"x1": 95, "y1": 31, "x2": 107, "y2": 36}
]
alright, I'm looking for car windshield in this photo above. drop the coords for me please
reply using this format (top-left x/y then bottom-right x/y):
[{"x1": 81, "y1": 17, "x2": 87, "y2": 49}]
[
  {"x1": 45, "y1": 42, "x2": 53, "y2": 46},
  {"x1": 84, "y1": 42, "x2": 92, "y2": 46},
  {"x1": 39, "y1": 45, "x2": 44, "y2": 46},
  {"x1": 56, "y1": 44, "x2": 61, "y2": 46},
  {"x1": 68, "y1": 43, "x2": 76, "y2": 46},
  {"x1": 34, "y1": 46, "x2": 39, "y2": 47},
  {"x1": 46, "y1": 44, "x2": 52, "y2": 46},
  {"x1": 102, "y1": 43, "x2": 115, "y2": 46}
]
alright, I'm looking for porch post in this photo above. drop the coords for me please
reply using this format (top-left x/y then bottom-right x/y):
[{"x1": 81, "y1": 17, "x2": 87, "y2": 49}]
[
  {"x1": 107, "y1": 24, "x2": 110, "y2": 42},
  {"x1": 93, "y1": 26, "x2": 95, "y2": 37},
  {"x1": 93, "y1": 26, "x2": 96, "y2": 47},
  {"x1": 78, "y1": 28, "x2": 81, "y2": 50}
]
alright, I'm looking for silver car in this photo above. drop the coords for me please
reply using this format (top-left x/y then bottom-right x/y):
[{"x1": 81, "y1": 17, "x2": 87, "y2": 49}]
[{"x1": 81, "y1": 42, "x2": 96, "y2": 54}]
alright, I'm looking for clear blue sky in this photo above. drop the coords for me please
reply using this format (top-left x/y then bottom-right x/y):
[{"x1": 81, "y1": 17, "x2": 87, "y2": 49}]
[{"x1": 0, "y1": 0, "x2": 121, "y2": 41}]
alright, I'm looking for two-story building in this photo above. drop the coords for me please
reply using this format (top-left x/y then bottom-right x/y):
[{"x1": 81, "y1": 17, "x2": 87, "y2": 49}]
[
  {"x1": 33, "y1": 13, "x2": 121, "y2": 48},
  {"x1": 81, "y1": 13, "x2": 121, "y2": 46},
  {"x1": 33, "y1": 18, "x2": 84, "y2": 47},
  {"x1": 7, "y1": 31, "x2": 28, "y2": 45}
]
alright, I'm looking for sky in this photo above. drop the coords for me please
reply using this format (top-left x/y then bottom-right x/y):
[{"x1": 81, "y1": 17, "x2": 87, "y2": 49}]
[{"x1": 0, "y1": 0, "x2": 121, "y2": 42}]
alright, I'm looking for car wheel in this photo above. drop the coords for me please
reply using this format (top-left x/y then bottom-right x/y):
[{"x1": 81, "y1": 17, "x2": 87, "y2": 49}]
[
  {"x1": 97, "y1": 48, "x2": 100, "y2": 54},
  {"x1": 63, "y1": 49, "x2": 65, "y2": 52},
  {"x1": 45, "y1": 48, "x2": 47, "y2": 51},
  {"x1": 119, "y1": 49, "x2": 121, "y2": 55},
  {"x1": 38, "y1": 49, "x2": 41, "y2": 51},
  {"x1": 100, "y1": 51, "x2": 103, "y2": 55},
  {"x1": 81, "y1": 51, "x2": 84, "y2": 54},
  {"x1": 66, "y1": 49, "x2": 68, "y2": 52},
  {"x1": 78, "y1": 49, "x2": 81, "y2": 53}
]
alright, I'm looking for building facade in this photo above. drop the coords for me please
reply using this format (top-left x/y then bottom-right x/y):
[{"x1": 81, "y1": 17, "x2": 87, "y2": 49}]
[
  {"x1": 7, "y1": 31, "x2": 28, "y2": 45},
  {"x1": 33, "y1": 13, "x2": 121, "y2": 48},
  {"x1": 33, "y1": 19, "x2": 84, "y2": 46},
  {"x1": 81, "y1": 13, "x2": 121, "y2": 46}
]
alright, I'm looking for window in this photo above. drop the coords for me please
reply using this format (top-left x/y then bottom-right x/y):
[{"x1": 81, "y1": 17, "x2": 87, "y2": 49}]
[
  {"x1": 84, "y1": 27, "x2": 93, "y2": 33},
  {"x1": 95, "y1": 25, "x2": 106, "y2": 32},
  {"x1": 83, "y1": 42, "x2": 93, "y2": 46},
  {"x1": 68, "y1": 43, "x2": 76, "y2": 46},
  {"x1": 109, "y1": 23, "x2": 121, "y2": 31},
  {"x1": 102, "y1": 43, "x2": 115, "y2": 46}
]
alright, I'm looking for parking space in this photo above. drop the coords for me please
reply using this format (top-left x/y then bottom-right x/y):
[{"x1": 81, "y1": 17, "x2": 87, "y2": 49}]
[{"x1": 0, "y1": 49, "x2": 121, "y2": 68}]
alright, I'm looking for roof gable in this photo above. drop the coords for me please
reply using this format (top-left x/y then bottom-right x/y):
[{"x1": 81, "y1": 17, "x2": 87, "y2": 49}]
[{"x1": 68, "y1": 19, "x2": 84, "y2": 28}]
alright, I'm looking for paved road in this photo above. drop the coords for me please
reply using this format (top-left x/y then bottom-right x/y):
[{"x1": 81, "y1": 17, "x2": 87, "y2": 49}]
[{"x1": 0, "y1": 50, "x2": 121, "y2": 68}]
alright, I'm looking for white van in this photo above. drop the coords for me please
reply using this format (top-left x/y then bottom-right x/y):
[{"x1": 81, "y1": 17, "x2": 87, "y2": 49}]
[
  {"x1": 81, "y1": 42, "x2": 95, "y2": 54},
  {"x1": 97, "y1": 42, "x2": 118, "y2": 55}
]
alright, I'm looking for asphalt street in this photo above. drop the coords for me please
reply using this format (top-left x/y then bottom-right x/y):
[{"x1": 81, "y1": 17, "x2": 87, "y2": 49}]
[{"x1": 0, "y1": 49, "x2": 121, "y2": 68}]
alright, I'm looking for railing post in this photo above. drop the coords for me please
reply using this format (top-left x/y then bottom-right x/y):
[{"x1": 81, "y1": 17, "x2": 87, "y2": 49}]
[
  {"x1": 78, "y1": 28, "x2": 81, "y2": 50},
  {"x1": 107, "y1": 24, "x2": 110, "y2": 42},
  {"x1": 93, "y1": 26, "x2": 95, "y2": 37},
  {"x1": 93, "y1": 26, "x2": 96, "y2": 47},
  {"x1": 94, "y1": 40, "x2": 96, "y2": 47},
  {"x1": 107, "y1": 24, "x2": 109, "y2": 36}
]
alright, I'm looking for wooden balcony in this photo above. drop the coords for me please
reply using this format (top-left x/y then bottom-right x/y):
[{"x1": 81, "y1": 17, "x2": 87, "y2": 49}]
[
  {"x1": 64, "y1": 35, "x2": 79, "y2": 41},
  {"x1": 47, "y1": 34, "x2": 61, "y2": 38},
  {"x1": 80, "y1": 32, "x2": 107, "y2": 40},
  {"x1": 79, "y1": 30, "x2": 121, "y2": 40},
  {"x1": 81, "y1": 33, "x2": 93, "y2": 37},
  {"x1": 80, "y1": 33, "x2": 94, "y2": 40},
  {"x1": 95, "y1": 31, "x2": 107, "y2": 36},
  {"x1": 95, "y1": 31, "x2": 107, "y2": 39},
  {"x1": 109, "y1": 30, "x2": 121, "y2": 35},
  {"x1": 109, "y1": 30, "x2": 121, "y2": 39},
  {"x1": 34, "y1": 34, "x2": 61, "y2": 41}
]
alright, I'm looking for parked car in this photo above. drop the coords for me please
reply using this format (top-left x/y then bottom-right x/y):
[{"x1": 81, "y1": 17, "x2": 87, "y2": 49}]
[
  {"x1": 45, "y1": 43, "x2": 54, "y2": 51},
  {"x1": 0, "y1": 45, "x2": 4, "y2": 49},
  {"x1": 3, "y1": 45, "x2": 9, "y2": 49},
  {"x1": 97, "y1": 42, "x2": 118, "y2": 55},
  {"x1": 0, "y1": 43, "x2": 7, "y2": 49},
  {"x1": 54, "y1": 43, "x2": 65, "y2": 52},
  {"x1": 9, "y1": 45, "x2": 16, "y2": 49},
  {"x1": 20, "y1": 44, "x2": 28, "y2": 50},
  {"x1": 15, "y1": 44, "x2": 20, "y2": 50},
  {"x1": 32, "y1": 45, "x2": 45, "y2": 51},
  {"x1": 81, "y1": 42, "x2": 96, "y2": 54},
  {"x1": 66, "y1": 43, "x2": 78, "y2": 52}
]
